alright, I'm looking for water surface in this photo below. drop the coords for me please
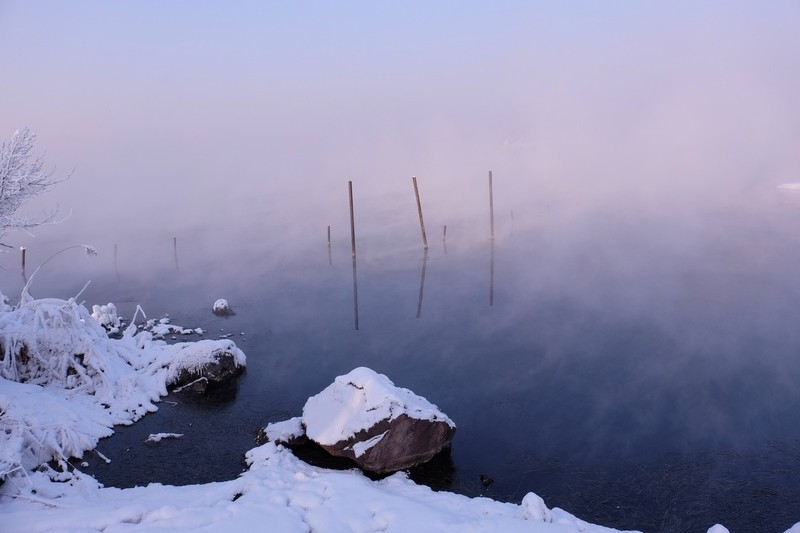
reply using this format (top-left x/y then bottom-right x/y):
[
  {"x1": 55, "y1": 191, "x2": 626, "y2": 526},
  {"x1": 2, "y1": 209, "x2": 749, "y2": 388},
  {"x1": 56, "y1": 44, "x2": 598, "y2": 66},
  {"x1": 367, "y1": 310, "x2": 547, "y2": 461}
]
[{"x1": 3, "y1": 195, "x2": 800, "y2": 532}]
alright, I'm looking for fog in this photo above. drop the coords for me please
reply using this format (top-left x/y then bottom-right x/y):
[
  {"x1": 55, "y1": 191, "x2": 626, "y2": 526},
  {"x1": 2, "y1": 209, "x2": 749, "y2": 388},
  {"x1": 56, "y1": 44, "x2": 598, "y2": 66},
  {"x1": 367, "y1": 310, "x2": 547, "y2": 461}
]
[{"x1": 0, "y1": 1, "x2": 798, "y2": 255}]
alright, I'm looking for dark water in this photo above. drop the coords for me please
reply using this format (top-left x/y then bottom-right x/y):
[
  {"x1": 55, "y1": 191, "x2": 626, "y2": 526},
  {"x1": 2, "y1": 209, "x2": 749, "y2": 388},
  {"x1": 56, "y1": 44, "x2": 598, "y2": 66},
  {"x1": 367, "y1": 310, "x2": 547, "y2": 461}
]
[{"x1": 4, "y1": 198, "x2": 800, "y2": 532}]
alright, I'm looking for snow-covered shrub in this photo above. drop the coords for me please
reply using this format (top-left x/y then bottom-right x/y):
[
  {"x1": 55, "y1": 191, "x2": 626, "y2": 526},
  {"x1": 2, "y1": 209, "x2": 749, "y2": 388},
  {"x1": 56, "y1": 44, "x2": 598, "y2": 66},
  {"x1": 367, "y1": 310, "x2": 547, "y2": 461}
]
[
  {"x1": 0, "y1": 293, "x2": 246, "y2": 482},
  {"x1": 0, "y1": 297, "x2": 128, "y2": 395}
]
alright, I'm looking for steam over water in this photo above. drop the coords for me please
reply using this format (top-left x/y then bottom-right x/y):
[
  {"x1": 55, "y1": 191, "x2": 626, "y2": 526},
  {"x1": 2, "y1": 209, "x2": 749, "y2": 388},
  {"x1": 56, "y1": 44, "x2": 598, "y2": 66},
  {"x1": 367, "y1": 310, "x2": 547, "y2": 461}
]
[
  {"x1": 2, "y1": 1, "x2": 800, "y2": 531},
  {"x1": 4, "y1": 189, "x2": 800, "y2": 531}
]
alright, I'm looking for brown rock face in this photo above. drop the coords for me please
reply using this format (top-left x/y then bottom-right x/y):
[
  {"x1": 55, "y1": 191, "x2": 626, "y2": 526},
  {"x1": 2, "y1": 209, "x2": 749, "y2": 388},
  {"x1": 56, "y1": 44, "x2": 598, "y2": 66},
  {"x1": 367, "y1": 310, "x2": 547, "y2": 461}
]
[{"x1": 317, "y1": 413, "x2": 456, "y2": 474}]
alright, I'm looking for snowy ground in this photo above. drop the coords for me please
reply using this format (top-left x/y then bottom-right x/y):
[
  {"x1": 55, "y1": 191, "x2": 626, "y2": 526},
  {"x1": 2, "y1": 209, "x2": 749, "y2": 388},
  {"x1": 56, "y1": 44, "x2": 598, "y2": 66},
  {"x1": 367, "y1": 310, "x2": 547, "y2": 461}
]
[{"x1": 0, "y1": 295, "x2": 783, "y2": 532}]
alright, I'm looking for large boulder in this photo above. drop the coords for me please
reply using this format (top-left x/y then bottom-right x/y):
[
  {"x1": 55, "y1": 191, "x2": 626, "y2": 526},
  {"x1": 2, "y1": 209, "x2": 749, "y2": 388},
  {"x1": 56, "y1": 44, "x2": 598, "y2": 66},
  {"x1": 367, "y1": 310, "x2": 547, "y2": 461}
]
[{"x1": 302, "y1": 367, "x2": 455, "y2": 474}]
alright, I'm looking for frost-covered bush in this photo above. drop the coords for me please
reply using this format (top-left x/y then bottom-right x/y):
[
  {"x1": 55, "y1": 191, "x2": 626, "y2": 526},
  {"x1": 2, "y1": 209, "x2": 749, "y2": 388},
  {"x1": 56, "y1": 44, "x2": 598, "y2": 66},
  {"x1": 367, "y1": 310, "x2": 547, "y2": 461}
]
[{"x1": 0, "y1": 297, "x2": 132, "y2": 396}]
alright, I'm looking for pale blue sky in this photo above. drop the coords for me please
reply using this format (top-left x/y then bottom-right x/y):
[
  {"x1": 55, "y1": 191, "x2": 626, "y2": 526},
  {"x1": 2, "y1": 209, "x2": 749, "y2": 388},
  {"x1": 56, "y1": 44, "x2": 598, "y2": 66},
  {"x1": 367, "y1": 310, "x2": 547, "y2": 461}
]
[{"x1": 1, "y1": 1, "x2": 799, "y2": 244}]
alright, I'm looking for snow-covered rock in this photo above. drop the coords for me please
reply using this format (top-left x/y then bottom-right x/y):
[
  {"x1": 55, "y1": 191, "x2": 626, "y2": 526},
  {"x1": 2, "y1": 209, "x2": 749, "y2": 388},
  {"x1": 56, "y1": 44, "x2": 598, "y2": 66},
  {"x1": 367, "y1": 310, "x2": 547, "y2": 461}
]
[
  {"x1": 302, "y1": 367, "x2": 456, "y2": 473},
  {"x1": 522, "y1": 492, "x2": 554, "y2": 523},
  {"x1": 166, "y1": 339, "x2": 245, "y2": 392},
  {"x1": 212, "y1": 298, "x2": 234, "y2": 316}
]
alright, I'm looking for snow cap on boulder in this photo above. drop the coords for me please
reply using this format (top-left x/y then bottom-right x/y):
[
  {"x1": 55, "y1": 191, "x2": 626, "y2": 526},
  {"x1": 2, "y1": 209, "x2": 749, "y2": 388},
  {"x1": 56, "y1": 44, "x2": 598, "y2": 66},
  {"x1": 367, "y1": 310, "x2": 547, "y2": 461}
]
[{"x1": 302, "y1": 367, "x2": 455, "y2": 473}]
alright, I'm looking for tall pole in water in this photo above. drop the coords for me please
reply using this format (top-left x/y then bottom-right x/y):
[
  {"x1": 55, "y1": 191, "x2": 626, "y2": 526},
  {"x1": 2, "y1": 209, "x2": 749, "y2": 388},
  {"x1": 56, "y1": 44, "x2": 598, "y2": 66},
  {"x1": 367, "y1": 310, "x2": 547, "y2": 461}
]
[
  {"x1": 348, "y1": 181, "x2": 357, "y2": 257},
  {"x1": 412, "y1": 176, "x2": 428, "y2": 250},
  {"x1": 489, "y1": 171, "x2": 495, "y2": 240},
  {"x1": 348, "y1": 181, "x2": 359, "y2": 330}
]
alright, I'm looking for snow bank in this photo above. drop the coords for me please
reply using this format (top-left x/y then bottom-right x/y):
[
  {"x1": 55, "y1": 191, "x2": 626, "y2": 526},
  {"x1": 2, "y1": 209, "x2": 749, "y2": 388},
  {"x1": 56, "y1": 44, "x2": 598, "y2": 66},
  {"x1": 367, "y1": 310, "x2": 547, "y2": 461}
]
[
  {"x1": 303, "y1": 366, "x2": 455, "y2": 446},
  {"x1": 0, "y1": 441, "x2": 634, "y2": 532},
  {"x1": 0, "y1": 294, "x2": 245, "y2": 479}
]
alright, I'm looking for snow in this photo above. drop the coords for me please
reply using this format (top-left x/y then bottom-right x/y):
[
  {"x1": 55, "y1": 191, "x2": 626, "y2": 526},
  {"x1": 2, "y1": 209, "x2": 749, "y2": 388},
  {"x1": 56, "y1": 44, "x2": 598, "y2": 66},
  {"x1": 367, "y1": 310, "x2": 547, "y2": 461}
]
[
  {"x1": 0, "y1": 440, "x2": 638, "y2": 533},
  {"x1": 91, "y1": 303, "x2": 121, "y2": 334},
  {"x1": 352, "y1": 431, "x2": 388, "y2": 458},
  {"x1": 213, "y1": 298, "x2": 230, "y2": 313},
  {"x1": 303, "y1": 367, "x2": 455, "y2": 447},
  {"x1": 263, "y1": 416, "x2": 304, "y2": 443},
  {"x1": 145, "y1": 433, "x2": 183, "y2": 443},
  {"x1": 777, "y1": 183, "x2": 800, "y2": 190}
]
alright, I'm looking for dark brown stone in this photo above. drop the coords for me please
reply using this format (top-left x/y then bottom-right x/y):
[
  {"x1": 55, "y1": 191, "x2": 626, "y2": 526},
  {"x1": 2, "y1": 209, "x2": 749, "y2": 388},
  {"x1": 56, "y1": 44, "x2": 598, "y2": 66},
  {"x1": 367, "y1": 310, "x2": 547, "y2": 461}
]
[
  {"x1": 315, "y1": 413, "x2": 456, "y2": 474},
  {"x1": 170, "y1": 352, "x2": 243, "y2": 390}
]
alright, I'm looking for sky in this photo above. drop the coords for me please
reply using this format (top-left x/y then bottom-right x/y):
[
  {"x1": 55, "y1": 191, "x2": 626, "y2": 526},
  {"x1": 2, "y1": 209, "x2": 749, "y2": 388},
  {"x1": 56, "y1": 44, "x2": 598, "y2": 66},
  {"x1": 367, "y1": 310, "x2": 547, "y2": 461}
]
[{"x1": 1, "y1": 1, "x2": 799, "y2": 248}]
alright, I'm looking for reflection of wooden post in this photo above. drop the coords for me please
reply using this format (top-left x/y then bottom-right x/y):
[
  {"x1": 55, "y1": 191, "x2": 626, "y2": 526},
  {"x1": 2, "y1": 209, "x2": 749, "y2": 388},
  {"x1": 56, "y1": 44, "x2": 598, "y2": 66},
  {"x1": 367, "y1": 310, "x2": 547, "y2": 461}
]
[
  {"x1": 352, "y1": 255, "x2": 359, "y2": 331},
  {"x1": 490, "y1": 239, "x2": 495, "y2": 306},
  {"x1": 412, "y1": 176, "x2": 428, "y2": 250},
  {"x1": 416, "y1": 249, "x2": 429, "y2": 318},
  {"x1": 348, "y1": 181, "x2": 357, "y2": 257},
  {"x1": 327, "y1": 226, "x2": 332, "y2": 265},
  {"x1": 489, "y1": 171, "x2": 495, "y2": 240}
]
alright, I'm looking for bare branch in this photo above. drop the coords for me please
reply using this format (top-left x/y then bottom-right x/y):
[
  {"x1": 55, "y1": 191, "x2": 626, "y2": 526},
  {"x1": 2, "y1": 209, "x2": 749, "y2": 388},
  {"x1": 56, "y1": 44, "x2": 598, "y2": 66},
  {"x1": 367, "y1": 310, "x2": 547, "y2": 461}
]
[{"x1": 0, "y1": 128, "x2": 66, "y2": 238}]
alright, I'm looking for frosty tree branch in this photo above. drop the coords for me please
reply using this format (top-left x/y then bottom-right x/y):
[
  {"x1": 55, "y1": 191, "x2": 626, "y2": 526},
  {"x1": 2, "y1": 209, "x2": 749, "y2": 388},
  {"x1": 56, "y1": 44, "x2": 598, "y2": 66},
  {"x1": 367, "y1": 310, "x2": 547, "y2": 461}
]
[{"x1": 0, "y1": 128, "x2": 66, "y2": 241}]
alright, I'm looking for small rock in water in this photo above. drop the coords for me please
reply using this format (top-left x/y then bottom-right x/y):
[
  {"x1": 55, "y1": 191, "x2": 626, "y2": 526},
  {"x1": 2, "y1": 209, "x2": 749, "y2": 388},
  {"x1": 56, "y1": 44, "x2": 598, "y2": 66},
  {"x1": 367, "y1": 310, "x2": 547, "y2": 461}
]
[
  {"x1": 212, "y1": 298, "x2": 235, "y2": 316},
  {"x1": 480, "y1": 474, "x2": 494, "y2": 487}
]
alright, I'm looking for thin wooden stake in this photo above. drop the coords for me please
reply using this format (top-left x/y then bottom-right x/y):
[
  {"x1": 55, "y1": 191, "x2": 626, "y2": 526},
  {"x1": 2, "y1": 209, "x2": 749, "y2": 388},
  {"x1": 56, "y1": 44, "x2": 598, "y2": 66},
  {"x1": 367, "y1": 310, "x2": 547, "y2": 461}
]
[
  {"x1": 412, "y1": 176, "x2": 428, "y2": 250},
  {"x1": 327, "y1": 225, "x2": 331, "y2": 244},
  {"x1": 20, "y1": 247, "x2": 26, "y2": 270},
  {"x1": 348, "y1": 181, "x2": 357, "y2": 257}
]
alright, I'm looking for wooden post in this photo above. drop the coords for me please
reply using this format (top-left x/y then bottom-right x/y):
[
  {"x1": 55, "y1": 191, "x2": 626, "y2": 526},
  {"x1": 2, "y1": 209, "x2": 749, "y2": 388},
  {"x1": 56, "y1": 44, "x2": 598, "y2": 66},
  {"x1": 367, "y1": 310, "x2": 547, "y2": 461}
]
[
  {"x1": 489, "y1": 170, "x2": 495, "y2": 240},
  {"x1": 348, "y1": 181, "x2": 357, "y2": 257},
  {"x1": 348, "y1": 181, "x2": 359, "y2": 329},
  {"x1": 412, "y1": 176, "x2": 428, "y2": 250},
  {"x1": 327, "y1": 225, "x2": 331, "y2": 245},
  {"x1": 20, "y1": 247, "x2": 26, "y2": 270}
]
